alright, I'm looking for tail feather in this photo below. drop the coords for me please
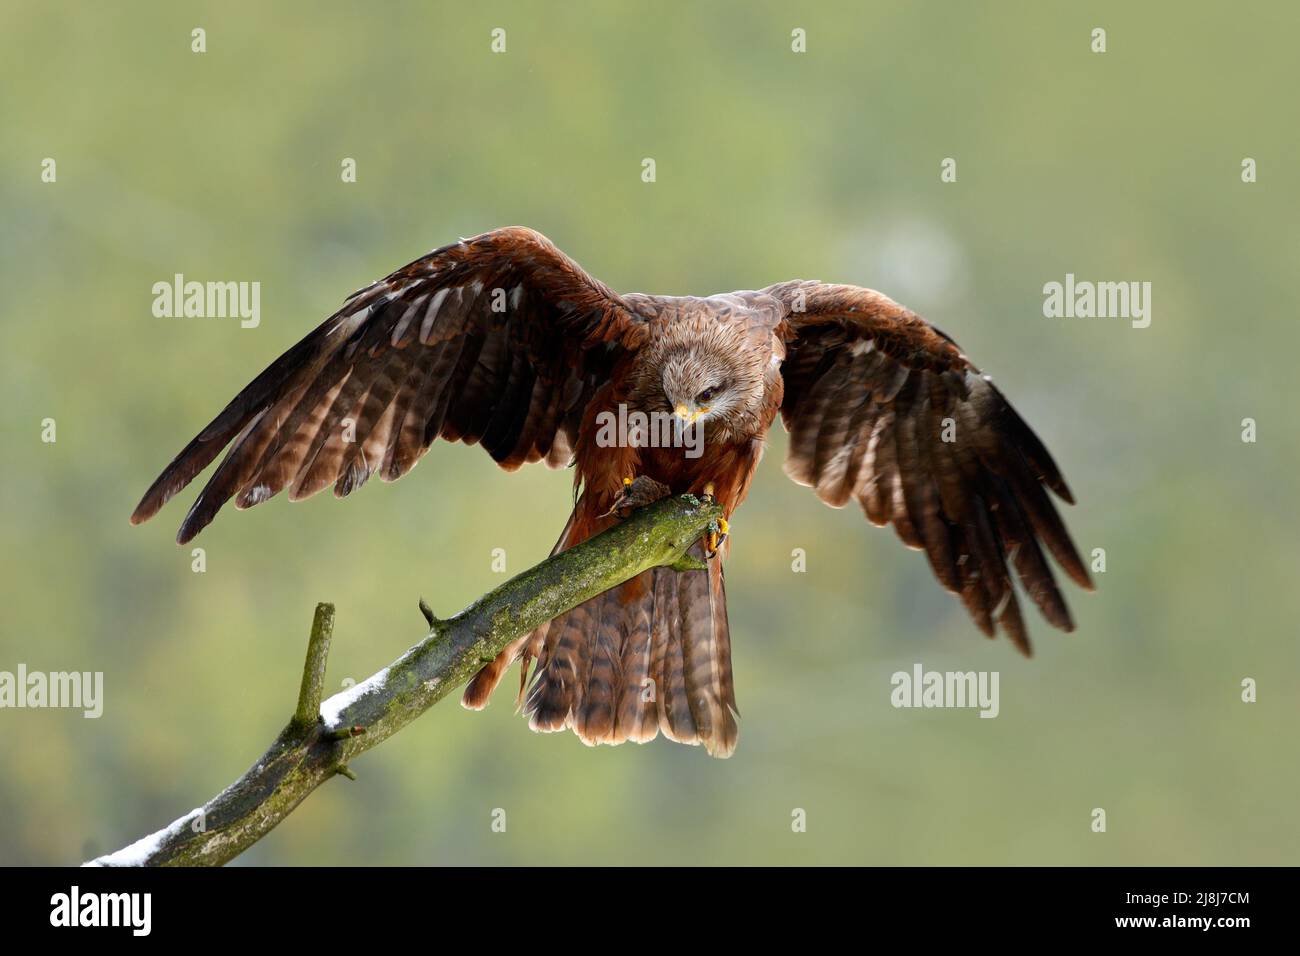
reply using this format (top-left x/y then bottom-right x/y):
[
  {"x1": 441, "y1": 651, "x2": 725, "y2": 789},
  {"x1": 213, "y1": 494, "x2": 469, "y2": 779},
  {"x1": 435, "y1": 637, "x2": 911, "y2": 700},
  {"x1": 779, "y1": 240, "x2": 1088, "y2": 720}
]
[
  {"x1": 614, "y1": 584, "x2": 657, "y2": 743},
  {"x1": 654, "y1": 566, "x2": 699, "y2": 746},
  {"x1": 464, "y1": 504, "x2": 739, "y2": 757},
  {"x1": 713, "y1": 566, "x2": 738, "y2": 716},
  {"x1": 461, "y1": 632, "x2": 529, "y2": 711},
  {"x1": 528, "y1": 606, "x2": 589, "y2": 734},
  {"x1": 679, "y1": 545, "x2": 738, "y2": 758},
  {"x1": 575, "y1": 593, "x2": 621, "y2": 745},
  {"x1": 645, "y1": 572, "x2": 672, "y2": 737}
]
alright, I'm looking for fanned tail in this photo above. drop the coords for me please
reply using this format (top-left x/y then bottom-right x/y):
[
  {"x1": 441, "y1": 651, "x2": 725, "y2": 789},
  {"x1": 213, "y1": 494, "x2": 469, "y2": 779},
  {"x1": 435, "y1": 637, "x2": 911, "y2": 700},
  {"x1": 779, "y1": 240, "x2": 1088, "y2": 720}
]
[{"x1": 462, "y1": 507, "x2": 738, "y2": 758}]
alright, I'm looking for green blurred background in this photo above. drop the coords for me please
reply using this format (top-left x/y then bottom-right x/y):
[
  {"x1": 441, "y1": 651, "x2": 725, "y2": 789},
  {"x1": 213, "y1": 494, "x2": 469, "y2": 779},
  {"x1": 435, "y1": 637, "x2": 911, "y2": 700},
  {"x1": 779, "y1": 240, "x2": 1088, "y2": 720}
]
[{"x1": 2, "y1": 1, "x2": 1297, "y2": 866}]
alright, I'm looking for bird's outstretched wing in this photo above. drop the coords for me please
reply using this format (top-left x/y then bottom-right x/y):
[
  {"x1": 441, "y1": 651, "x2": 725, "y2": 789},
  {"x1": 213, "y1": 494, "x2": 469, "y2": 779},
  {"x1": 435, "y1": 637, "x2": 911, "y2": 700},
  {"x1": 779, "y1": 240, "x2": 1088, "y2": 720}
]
[
  {"x1": 132, "y1": 227, "x2": 643, "y2": 543},
  {"x1": 767, "y1": 280, "x2": 1092, "y2": 654}
]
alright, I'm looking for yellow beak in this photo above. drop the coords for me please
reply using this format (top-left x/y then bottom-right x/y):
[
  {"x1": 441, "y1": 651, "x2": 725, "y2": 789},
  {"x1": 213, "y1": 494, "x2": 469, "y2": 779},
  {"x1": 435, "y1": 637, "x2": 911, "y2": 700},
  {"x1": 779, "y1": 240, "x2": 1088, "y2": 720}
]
[{"x1": 674, "y1": 403, "x2": 703, "y2": 425}]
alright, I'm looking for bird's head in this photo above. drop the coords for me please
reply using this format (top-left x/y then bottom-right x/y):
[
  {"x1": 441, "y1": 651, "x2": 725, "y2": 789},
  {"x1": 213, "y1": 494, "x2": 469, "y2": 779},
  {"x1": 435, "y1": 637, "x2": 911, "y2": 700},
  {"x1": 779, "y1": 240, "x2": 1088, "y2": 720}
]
[
  {"x1": 660, "y1": 351, "x2": 739, "y2": 429},
  {"x1": 627, "y1": 312, "x2": 778, "y2": 444}
]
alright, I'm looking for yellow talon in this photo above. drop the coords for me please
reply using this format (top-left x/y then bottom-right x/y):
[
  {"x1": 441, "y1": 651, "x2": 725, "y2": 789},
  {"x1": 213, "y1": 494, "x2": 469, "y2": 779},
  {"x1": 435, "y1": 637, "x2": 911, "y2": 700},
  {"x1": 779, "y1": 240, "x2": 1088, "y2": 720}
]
[
  {"x1": 623, "y1": 476, "x2": 633, "y2": 486},
  {"x1": 718, "y1": 518, "x2": 729, "y2": 534}
]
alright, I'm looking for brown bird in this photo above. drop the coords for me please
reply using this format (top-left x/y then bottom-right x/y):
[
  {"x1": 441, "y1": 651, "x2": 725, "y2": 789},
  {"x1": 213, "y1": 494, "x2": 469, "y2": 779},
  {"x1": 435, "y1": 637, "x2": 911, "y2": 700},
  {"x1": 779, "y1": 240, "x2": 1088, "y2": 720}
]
[{"x1": 131, "y1": 226, "x2": 1092, "y2": 758}]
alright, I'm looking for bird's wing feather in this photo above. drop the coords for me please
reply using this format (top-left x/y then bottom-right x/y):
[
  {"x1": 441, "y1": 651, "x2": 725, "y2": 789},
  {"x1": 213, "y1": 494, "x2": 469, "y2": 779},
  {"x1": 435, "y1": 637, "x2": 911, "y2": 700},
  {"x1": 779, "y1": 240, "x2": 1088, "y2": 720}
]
[
  {"x1": 132, "y1": 227, "x2": 644, "y2": 543},
  {"x1": 767, "y1": 280, "x2": 1092, "y2": 655}
]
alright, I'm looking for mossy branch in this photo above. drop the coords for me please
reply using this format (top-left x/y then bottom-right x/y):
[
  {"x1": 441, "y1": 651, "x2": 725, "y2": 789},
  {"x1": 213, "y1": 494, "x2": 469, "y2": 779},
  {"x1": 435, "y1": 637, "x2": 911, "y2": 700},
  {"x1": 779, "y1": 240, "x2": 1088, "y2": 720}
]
[
  {"x1": 293, "y1": 603, "x2": 334, "y2": 729},
  {"x1": 84, "y1": 495, "x2": 721, "y2": 867}
]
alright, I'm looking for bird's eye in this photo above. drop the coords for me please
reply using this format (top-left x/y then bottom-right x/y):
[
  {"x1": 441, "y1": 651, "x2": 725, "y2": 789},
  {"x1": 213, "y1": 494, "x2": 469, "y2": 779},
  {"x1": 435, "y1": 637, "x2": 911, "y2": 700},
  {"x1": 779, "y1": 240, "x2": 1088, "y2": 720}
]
[{"x1": 696, "y1": 387, "x2": 716, "y2": 404}]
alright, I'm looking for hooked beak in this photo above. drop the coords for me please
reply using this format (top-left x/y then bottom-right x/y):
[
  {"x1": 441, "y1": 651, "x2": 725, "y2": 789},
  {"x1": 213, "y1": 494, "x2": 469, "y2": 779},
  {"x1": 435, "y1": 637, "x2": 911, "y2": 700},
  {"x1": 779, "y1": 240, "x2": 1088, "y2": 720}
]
[{"x1": 674, "y1": 403, "x2": 704, "y2": 425}]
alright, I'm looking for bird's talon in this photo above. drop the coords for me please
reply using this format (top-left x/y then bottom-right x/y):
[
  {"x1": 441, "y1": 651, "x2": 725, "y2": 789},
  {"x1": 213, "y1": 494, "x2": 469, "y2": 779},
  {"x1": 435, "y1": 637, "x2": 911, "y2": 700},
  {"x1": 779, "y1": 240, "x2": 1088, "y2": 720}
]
[
  {"x1": 601, "y1": 474, "x2": 671, "y2": 519},
  {"x1": 704, "y1": 516, "x2": 729, "y2": 559}
]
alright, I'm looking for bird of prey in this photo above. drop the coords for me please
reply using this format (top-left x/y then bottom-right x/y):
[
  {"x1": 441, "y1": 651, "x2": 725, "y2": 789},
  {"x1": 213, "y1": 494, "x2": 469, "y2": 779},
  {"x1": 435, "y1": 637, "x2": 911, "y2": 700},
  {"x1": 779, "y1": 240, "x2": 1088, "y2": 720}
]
[{"x1": 132, "y1": 226, "x2": 1092, "y2": 758}]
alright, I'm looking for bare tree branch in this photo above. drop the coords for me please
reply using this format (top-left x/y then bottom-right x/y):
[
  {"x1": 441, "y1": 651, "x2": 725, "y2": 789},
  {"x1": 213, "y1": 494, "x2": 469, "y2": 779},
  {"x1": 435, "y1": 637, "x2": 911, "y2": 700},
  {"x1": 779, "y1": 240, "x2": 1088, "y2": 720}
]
[{"x1": 85, "y1": 495, "x2": 722, "y2": 867}]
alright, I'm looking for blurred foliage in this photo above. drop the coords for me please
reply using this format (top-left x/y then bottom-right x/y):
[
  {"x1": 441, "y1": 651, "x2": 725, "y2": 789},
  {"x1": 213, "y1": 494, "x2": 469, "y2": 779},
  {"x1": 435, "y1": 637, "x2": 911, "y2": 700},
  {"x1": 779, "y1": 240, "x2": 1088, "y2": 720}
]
[{"x1": 1, "y1": 1, "x2": 1297, "y2": 865}]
